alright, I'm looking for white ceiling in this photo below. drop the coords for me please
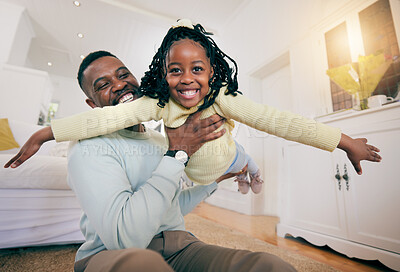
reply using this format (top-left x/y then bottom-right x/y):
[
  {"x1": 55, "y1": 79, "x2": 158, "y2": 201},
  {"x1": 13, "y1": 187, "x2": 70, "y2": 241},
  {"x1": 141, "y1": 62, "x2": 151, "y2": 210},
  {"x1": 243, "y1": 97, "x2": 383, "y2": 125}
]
[{"x1": 3, "y1": 0, "x2": 249, "y2": 79}]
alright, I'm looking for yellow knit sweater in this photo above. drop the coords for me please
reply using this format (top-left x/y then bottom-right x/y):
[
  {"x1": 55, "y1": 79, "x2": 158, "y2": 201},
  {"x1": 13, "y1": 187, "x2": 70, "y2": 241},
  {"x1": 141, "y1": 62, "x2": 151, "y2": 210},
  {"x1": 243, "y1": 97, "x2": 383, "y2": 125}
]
[{"x1": 51, "y1": 87, "x2": 341, "y2": 184}]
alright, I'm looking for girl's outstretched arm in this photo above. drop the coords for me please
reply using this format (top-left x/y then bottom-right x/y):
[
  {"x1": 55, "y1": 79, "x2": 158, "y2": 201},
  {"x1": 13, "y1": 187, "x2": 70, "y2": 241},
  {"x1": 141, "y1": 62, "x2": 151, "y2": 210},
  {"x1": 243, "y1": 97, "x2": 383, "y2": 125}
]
[
  {"x1": 3, "y1": 126, "x2": 55, "y2": 168},
  {"x1": 216, "y1": 89, "x2": 381, "y2": 175},
  {"x1": 337, "y1": 133, "x2": 381, "y2": 175}
]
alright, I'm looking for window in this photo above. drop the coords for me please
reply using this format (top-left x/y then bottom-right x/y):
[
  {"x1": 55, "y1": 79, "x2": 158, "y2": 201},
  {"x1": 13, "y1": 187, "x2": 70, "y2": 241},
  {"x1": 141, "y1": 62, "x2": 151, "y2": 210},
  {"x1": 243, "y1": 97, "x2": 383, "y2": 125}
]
[
  {"x1": 359, "y1": 0, "x2": 400, "y2": 98},
  {"x1": 326, "y1": 0, "x2": 399, "y2": 111},
  {"x1": 325, "y1": 22, "x2": 353, "y2": 111}
]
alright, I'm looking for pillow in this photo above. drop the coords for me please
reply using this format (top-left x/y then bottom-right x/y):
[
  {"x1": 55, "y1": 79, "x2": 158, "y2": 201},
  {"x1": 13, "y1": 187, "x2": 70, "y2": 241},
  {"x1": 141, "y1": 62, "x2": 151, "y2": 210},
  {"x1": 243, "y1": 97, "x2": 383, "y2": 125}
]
[{"x1": 0, "y1": 118, "x2": 20, "y2": 151}]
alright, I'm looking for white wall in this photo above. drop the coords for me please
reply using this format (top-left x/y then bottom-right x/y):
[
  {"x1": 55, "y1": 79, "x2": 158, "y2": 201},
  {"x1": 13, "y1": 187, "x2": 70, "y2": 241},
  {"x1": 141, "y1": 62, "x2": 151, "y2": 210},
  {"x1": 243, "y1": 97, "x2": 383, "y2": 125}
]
[
  {"x1": 220, "y1": 0, "x2": 350, "y2": 77},
  {"x1": 0, "y1": 2, "x2": 54, "y2": 125},
  {"x1": 0, "y1": 1, "x2": 89, "y2": 123},
  {"x1": 260, "y1": 65, "x2": 292, "y2": 216},
  {"x1": 0, "y1": 65, "x2": 52, "y2": 124},
  {"x1": 220, "y1": 0, "x2": 355, "y2": 114},
  {"x1": 7, "y1": 10, "x2": 35, "y2": 67},
  {"x1": 50, "y1": 75, "x2": 90, "y2": 118},
  {"x1": 0, "y1": 1, "x2": 23, "y2": 64}
]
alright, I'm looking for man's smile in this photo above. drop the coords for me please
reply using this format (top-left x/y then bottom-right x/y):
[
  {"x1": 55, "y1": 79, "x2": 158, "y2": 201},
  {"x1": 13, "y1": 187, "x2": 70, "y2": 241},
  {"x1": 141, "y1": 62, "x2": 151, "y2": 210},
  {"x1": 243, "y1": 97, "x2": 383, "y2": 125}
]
[
  {"x1": 118, "y1": 92, "x2": 135, "y2": 104},
  {"x1": 112, "y1": 91, "x2": 140, "y2": 106}
]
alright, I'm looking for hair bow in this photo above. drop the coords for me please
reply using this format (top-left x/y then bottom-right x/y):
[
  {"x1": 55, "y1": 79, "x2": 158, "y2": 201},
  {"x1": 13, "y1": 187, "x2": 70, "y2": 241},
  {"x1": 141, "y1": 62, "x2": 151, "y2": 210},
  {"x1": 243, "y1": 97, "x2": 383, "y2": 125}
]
[{"x1": 172, "y1": 19, "x2": 194, "y2": 29}]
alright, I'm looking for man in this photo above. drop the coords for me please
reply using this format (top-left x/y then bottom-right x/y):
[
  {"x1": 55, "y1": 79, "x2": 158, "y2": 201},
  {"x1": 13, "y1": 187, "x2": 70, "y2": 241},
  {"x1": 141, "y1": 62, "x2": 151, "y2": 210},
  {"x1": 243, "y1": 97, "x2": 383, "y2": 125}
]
[{"x1": 6, "y1": 51, "x2": 296, "y2": 272}]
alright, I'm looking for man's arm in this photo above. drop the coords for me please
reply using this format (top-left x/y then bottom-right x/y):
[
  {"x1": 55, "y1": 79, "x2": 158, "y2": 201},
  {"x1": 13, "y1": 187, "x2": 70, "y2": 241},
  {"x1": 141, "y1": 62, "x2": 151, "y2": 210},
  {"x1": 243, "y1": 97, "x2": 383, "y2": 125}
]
[
  {"x1": 68, "y1": 141, "x2": 183, "y2": 249},
  {"x1": 179, "y1": 182, "x2": 218, "y2": 216},
  {"x1": 178, "y1": 164, "x2": 248, "y2": 216},
  {"x1": 69, "y1": 112, "x2": 225, "y2": 250}
]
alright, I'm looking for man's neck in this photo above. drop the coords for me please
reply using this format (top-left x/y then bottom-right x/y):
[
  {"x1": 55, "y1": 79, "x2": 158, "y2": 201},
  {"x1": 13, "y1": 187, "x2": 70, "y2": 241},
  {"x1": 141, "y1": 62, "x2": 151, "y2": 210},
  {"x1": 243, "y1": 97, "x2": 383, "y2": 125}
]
[{"x1": 125, "y1": 124, "x2": 145, "y2": 133}]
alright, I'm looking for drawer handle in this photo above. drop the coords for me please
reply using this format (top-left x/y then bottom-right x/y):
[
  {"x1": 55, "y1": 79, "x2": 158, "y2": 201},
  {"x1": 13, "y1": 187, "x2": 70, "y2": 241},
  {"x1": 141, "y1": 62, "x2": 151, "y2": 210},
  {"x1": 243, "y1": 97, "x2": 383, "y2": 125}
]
[
  {"x1": 342, "y1": 164, "x2": 349, "y2": 191},
  {"x1": 335, "y1": 164, "x2": 342, "y2": 191}
]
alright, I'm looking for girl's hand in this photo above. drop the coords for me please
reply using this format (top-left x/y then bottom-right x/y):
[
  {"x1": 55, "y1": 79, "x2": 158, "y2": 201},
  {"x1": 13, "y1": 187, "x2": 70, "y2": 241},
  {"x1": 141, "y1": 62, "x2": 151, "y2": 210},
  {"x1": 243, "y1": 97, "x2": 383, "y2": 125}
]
[
  {"x1": 3, "y1": 126, "x2": 55, "y2": 168},
  {"x1": 337, "y1": 133, "x2": 381, "y2": 175}
]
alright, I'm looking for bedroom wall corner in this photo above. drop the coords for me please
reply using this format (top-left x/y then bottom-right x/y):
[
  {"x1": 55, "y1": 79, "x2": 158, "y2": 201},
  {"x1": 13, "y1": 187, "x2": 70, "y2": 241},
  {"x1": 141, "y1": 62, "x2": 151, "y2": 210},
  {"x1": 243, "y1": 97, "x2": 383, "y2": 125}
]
[{"x1": 0, "y1": 1, "x2": 24, "y2": 64}]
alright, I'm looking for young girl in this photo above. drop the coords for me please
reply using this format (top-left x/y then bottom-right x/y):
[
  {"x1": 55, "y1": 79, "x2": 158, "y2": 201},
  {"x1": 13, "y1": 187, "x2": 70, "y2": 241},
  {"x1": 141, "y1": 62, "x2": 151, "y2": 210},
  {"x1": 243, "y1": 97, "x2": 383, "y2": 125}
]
[
  {"x1": 5, "y1": 19, "x2": 380, "y2": 192},
  {"x1": 61, "y1": 18, "x2": 266, "y2": 194}
]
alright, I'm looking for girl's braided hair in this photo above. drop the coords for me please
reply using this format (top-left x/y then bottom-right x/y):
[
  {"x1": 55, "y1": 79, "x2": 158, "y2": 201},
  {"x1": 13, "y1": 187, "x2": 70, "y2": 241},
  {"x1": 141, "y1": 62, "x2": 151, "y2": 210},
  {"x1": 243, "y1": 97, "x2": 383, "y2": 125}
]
[{"x1": 140, "y1": 21, "x2": 240, "y2": 111}]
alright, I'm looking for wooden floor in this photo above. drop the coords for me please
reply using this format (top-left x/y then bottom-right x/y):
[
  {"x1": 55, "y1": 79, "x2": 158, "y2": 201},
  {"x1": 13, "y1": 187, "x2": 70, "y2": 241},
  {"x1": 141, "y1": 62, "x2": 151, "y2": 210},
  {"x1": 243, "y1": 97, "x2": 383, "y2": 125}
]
[{"x1": 191, "y1": 202, "x2": 395, "y2": 272}]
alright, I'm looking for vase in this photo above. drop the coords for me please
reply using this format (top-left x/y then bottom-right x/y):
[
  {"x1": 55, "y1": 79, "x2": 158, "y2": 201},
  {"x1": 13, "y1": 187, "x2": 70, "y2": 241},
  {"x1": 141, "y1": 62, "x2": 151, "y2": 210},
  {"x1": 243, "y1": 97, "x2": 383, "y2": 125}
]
[
  {"x1": 360, "y1": 98, "x2": 368, "y2": 110},
  {"x1": 352, "y1": 93, "x2": 369, "y2": 110}
]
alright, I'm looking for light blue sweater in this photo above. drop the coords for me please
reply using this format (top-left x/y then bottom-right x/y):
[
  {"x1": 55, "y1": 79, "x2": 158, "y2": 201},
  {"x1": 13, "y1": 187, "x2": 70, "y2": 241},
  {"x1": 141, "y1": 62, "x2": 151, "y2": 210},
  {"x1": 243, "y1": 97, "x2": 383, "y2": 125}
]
[{"x1": 67, "y1": 127, "x2": 218, "y2": 261}]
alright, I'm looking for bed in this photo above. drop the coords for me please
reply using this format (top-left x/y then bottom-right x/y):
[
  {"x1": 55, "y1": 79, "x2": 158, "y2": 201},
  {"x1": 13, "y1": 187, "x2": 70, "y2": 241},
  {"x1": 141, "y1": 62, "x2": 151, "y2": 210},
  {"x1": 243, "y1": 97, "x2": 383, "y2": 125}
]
[{"x1": 0, "y1": 119, "x2": 84, "y2": 249}]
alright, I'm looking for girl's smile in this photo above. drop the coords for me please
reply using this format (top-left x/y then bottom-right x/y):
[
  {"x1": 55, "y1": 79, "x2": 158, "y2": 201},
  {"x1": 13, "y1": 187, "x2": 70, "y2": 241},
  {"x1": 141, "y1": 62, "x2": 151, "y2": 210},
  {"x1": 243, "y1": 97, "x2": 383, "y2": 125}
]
[
  {"x1": 165, "y1": 39, "x2": 213, "y2": 109},
  {"x1": 177, "y1": 88, "x2": 199, "y2": 99}
]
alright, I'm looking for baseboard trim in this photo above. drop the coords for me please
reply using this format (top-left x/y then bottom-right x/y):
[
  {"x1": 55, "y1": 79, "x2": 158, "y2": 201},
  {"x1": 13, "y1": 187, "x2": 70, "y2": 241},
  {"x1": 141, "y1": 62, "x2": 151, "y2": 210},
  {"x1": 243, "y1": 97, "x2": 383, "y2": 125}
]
[{"x1": 277, "y1": 223, "x2": 400, "y2": 271}]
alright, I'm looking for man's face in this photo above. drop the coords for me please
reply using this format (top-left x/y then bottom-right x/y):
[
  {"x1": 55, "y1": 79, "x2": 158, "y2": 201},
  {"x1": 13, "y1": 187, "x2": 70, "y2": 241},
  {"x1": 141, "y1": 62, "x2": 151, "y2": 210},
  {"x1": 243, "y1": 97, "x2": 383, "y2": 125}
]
[{"x1": 82, "y1": 56, "x2": 141, "y2": 108}]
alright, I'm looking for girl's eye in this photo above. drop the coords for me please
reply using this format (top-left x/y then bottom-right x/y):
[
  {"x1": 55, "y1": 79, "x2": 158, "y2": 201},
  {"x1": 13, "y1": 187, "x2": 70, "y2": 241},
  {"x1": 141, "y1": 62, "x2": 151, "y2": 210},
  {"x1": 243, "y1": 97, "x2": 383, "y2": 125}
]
[
  {"x1": 193, "y1": 66, "x2": 204, "y2": 72},
  {"x1": 169, "y1": 68, "x2": 181, "y2": 74}
]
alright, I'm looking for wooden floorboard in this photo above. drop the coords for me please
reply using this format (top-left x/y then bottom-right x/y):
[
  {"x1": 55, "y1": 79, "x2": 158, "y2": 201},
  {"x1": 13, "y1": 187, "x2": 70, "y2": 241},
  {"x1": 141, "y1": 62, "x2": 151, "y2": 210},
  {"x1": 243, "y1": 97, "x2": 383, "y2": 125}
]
[{"x1": 191, "y1": 202, "x2": 395, "y2": 272}]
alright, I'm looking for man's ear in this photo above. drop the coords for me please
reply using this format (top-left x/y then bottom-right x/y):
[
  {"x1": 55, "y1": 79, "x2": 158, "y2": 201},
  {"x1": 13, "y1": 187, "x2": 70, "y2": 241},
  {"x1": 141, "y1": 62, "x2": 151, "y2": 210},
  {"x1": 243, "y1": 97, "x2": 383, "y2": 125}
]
[{"x1": 86, "y1": 99, "x2": 97, "y2": 108}]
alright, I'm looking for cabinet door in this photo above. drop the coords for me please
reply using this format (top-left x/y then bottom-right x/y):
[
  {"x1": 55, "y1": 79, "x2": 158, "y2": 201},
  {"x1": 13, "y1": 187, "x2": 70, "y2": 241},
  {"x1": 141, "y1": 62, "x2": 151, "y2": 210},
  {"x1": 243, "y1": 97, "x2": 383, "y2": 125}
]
[
  {"x1": 281, "y1": 142, "x2": 347, "y2": 239},
  {"x1": 343, "y1": 128, "x2": 400, "y2": 254}
]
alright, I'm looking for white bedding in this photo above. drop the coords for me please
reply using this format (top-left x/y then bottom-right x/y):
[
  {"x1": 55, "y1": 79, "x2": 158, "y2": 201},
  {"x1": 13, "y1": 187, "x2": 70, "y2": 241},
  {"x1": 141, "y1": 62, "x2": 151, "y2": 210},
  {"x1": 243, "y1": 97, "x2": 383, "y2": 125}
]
[
  {"x1": 0, "y1": 189, "x2": 84, "y2": 249},
  {"x1": 0, "y1": 120, "x2": 84, "y2": 249},
  {"x1": 0, "y1": 154, "x2": 70, "y2": 190}
]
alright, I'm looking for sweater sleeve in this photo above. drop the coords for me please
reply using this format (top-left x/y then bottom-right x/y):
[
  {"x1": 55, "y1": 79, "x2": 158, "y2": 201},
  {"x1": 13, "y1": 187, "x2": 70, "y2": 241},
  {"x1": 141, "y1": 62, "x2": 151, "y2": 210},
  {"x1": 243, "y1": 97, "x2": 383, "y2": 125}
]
[
  {"x1": 216, "y1": 93, "x2": 341, "y2": 152},
  {"x1": 51, "y1": 97, "x2": 160, "y2": 142},
  {"x1": 179, "y1": 182, "x2": 218, "y2": 216},
  {"x1": 68, "y1": 140, "x2": 184, "y2": 250}
]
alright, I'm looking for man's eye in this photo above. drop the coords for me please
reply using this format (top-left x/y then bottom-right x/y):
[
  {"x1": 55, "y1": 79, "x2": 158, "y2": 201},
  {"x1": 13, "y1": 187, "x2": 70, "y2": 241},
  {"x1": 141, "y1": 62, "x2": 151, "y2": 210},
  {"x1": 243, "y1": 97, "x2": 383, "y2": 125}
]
[
  {"x1": 119, "y1": 73, "x2": 130, "y2": 79},
  {"x1": 96, "y1": 83, "x2": 108, "y2": 91}
]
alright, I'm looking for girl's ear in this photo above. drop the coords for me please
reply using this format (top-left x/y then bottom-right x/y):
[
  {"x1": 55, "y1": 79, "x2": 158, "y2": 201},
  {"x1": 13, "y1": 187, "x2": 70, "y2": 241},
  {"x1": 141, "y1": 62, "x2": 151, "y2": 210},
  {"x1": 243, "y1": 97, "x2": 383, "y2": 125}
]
[{"x1": 210, "y1": 66, "x2": 214, "y2": 79}]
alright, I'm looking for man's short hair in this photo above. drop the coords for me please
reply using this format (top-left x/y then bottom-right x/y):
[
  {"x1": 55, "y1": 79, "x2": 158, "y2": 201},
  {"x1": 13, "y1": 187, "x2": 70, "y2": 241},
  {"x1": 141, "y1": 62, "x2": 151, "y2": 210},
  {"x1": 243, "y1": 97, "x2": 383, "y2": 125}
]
[{"x1": 77, "y1": 50, "x2": 117, "y2": 92}]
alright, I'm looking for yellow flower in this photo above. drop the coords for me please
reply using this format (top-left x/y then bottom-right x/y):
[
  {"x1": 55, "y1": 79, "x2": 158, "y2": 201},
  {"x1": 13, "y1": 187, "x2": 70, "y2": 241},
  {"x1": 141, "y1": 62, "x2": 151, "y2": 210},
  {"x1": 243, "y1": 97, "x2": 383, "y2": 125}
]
[{"x1": 326, "y1": 51, "x2": 392, "y2": 100}]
